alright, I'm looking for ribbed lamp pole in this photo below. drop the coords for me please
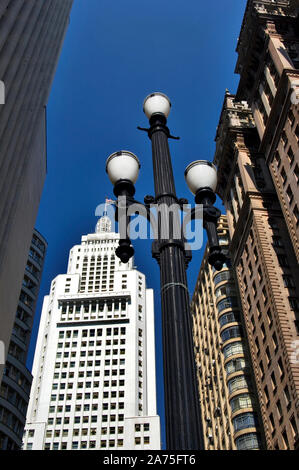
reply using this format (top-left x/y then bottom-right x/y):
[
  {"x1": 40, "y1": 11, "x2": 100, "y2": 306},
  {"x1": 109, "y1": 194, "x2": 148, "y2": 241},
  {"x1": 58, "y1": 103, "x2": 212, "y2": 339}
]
[
  {"x1": 146, "y1": 112, "x2": 204, "y2": 450},
  {"x1": 106, "y1": 92, "x2": 225, "y2": 450}
]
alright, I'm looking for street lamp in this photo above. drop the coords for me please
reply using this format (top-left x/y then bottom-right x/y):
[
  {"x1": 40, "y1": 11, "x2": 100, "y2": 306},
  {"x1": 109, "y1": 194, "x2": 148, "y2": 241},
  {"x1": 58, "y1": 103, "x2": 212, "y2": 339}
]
[{"x1": 105, "y1": 93, "x2": 225, "y2": 450}]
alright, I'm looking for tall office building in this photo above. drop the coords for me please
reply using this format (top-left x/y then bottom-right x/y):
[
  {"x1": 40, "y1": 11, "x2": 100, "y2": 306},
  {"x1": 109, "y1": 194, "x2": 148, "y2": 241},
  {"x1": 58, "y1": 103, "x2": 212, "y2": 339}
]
[
  {"x1": 192, "y1": 216, "x2": 263, "y2": 450},
  {"x1": 214, "y1": 92, "x2": 299, "y2": 448},
  {"x1": 0, "y1": 229, "x2": 47, "y2": 450},
  {"x1": 210, "y1": 0, "x2": 299, "y2": 450},
  {"x1": 235, "y1": 0, "x2": 299, "y2": 260},
  {"x1": 23, "y1": 214, "x2": 161, "y2": 450},
  {"x1": 0, "y1": 0, "x2": 73, "y2": 382}
]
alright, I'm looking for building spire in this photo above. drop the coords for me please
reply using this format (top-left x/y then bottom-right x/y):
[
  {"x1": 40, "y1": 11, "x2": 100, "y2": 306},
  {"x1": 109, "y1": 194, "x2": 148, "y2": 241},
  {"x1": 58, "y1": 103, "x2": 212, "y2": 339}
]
[{"x1": 95, "y1": 198, "x2": 115, "y2": 233}]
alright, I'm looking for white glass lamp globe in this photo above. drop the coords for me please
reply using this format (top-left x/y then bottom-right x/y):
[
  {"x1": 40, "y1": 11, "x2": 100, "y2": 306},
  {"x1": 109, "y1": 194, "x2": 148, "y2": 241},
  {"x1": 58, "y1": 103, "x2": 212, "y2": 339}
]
[
  {"x1": 184, "y1": 160, "x2": 217, "y2": 195},
  {"x1": 143, "y1": 92, "x2": 171, "y2": 119},
  {"x1": 106, "y1": 151, "x2": 140, "y2": 185}
]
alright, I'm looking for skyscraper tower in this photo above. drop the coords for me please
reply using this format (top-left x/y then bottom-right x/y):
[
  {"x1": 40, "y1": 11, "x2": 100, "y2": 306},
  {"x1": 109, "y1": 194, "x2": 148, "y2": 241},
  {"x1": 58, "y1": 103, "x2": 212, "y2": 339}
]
[
  {"x1": 23, "y1": 212, "x2": 161, "y2": 450},
  {"x1": 192, "y1": 216, "x2": 263, "y2": 450},
  {"x1": 0, "y1": 0, "x2": 73, "y2": 382},
  {"x1": 209, "y1": 0, "x2": 299, "y2": 450},
  {"x1": 0, "y1": 229, "x2": 47, "y2": 449}
]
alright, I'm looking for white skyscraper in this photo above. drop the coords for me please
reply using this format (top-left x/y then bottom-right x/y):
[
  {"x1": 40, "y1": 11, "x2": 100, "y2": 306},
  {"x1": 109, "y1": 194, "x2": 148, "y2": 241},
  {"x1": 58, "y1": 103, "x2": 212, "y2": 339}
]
[{"x1": 23, "y1": 210, "x2": 161, "y2": 450}]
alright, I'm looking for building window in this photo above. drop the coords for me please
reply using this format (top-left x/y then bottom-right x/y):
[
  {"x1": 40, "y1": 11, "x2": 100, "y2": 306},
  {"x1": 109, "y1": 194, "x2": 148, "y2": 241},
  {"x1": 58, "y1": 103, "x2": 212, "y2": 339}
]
[
  {"x1": 235, "y1": 433, "x2": 260, "y2": 450},
  {"x1": 223, "y1": 342, "x2": 245, "y2": 359},
  {"x1": 228, "y1": 375, "x2": 250, "y2": 394},
  {"x1": 271, "y1": 371, "x2": 277, "y2": 393},
  {"x1": 219, "y1": 311, "x2": 240, "y2": 328},
  {"x1": 233, "y1": 413, "x2": 258, "y2": 432},
  {"x1": 281, "y1": 167, "x2": 287, "y2": 185},
  {"x1": 269, "y1": 412, "x2": 275, "y2": 435},
  {"x1": 276, "y1": 399, "x2": 283, "y2": 423},
  {"x1": 264, "y1": 385, "x2": 270, "y2": 407},
  {"x1": 287, "y1": 146, "x2": 294, "y2": 165},
  {"x1": 286, "y1": 185, "x2": 294, "y2": 204},
  {"x1": 272, "y1": 332, "x2": 278, "y2": 353},
  {"x1": 290, "y1": 415, "x2": 298, "y2": 439},
  {"x1": 230, "y1": 394, "x2": 255, "y2": 412},
  {"x1": 284, "y1": 385, "x2": 291, "y2": 410},
  {"x1": 225, "y1": 358, "x2": 246, "y2": 376},
  {"x1": 282, "y1": 429, "x2": 289, "y2": 449},
  {"x1": 273, "y1": 151, "x2": 281, "y2": 168},
  {"x1": 217, "y1": 297, "x2": 239, "y2": 313},
  {"x1": 259, "y1": 360, "x2": 264, "y2": 380},
  {"x1": 220, "y1": 326, "x2": 242, "y2": 343}
]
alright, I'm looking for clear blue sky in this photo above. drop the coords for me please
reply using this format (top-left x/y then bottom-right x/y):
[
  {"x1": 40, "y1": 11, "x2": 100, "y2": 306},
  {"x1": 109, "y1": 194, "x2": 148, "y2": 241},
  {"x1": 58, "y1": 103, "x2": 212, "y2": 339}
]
[{"x1": 28, "y1": 0, "x2": 247, "y2": 449}]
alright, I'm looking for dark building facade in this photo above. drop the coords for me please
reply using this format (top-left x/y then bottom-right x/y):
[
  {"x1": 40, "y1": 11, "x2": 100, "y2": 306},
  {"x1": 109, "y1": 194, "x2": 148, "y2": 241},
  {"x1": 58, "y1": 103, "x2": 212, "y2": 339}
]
[
  {"x1": 0, "y1": 229, "x2": 47, "y2": 450},
  {"x1": 0, "y1": 0, "x2": 73, "y2": 382}
]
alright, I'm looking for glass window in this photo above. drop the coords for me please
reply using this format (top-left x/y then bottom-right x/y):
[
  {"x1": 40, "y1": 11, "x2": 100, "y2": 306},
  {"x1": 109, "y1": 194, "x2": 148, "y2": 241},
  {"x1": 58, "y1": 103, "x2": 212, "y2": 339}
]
[
  {"x1": 217, "y1": 297, "x2": 239, "y2": 312},
  {"x1": 228, "y1": 375, "x2": 250, "y2": 394},
  {"x1": 221, "y1": 325, "x2": 242, "y2": 342},
  {"x1": 230, "y1": 393, "x2": 255, "y2": 412},
  {"x1": 219, "y1": 311, "x2": 240, "y2": 328},
  {"x1": 223, "y1": 341, "x2": 245, "y2": 359},
  {"x1": 215, "y1": 285, "x2": 236, "y2": 299},
  {"x1": 225, "y1": 358, "x2": 246, "y2": 375},
  {"x1": 235, "y1": 433, "x2": 261, "y2": 450}
]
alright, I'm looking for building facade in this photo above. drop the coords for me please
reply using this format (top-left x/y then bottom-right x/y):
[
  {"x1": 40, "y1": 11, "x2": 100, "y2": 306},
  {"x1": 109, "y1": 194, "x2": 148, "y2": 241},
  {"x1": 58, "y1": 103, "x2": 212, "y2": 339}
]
[
  {"x1": 23, "y1": 216, "x2": 161, "y2": 450},
  {"x1": 210, "y1": 0, "x2": 299, "y2": 450},
  {"x1": 0, "y1": 0, "x2": 73, "y2": 382},
  {"x1": 0, "y1": 229, "x2": 47, "y2": 449},
  {"x1": 192, "y1": 216, "x2": 263, "y2": 450},
  {"x1": 235, "y1": 0, "x2": 299, "y2": 261},
  {"x1": 214, "y1": 89, "x2": 299, "y2": 448}
]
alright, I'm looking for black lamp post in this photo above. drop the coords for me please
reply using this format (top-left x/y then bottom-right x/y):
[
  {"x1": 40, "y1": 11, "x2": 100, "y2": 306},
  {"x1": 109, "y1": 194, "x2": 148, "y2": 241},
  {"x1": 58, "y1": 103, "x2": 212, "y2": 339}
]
[{"x1": 105, "y1": 92, "x2": 226, "y2": 450}]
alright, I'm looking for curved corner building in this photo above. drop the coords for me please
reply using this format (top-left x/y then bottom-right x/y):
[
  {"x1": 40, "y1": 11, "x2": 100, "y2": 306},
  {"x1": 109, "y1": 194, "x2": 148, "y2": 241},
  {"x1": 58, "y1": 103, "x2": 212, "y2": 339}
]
[
  {"x1": 191, "y1": 216, "x2": 264, "y2": 450},
  {"x1": 0, "y1": 229, "x2": 47, "y2": 449}
]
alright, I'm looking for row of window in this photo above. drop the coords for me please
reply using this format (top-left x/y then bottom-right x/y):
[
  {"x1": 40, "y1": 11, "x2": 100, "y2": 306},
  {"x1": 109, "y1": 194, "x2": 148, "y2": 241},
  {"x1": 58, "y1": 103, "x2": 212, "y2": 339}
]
[
  {"x1": 230, "y1": 393, "x2": 255, "y2": 413},
  {"x1": 0, "y1": 383, "x2": 28, "y2": 416},
  {"x1": 223, "y1": 341, "x2": 246, "y2": 360},
  {"x1": 233, "y1": 412, "x2": 258, "y2": 432},
  {"x1": 2, "y1": 365, "x2": 31, "y2": 394},
  {"x1": 213, "y1": 270, "x2": 233, "y2": 286},
  {"x1": 220, "y1": 326, "x2": 243, "y2": 343},
  {"x1": 54, "y1": 357, "x2": 127, "y2": 369},
  {"x1": 47, "y1": 413, "x2": 125, "y2": 427},
  {"x1": 235, "y1": 432, "x2": 261, "y2": 450},
  {"x1": 228, "y1": 375, "x2": 250, "y2": 394},
  {"x1": 60, "y1": 301, "x2": 128, "y2": 315},
  {"x1": 58, "y1": 328, "x2": 126, "y2": 338},
  {"x1": 217, "y1": 296, "x2": 239, "y2": 312},
  {"x1": 28, "y1": 435, "x2": 151, "y2": 450},
  {"x1": 219, "y1": 311, "x2": 240, "y2": 328}
]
